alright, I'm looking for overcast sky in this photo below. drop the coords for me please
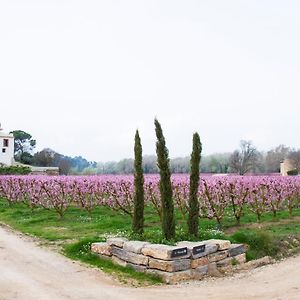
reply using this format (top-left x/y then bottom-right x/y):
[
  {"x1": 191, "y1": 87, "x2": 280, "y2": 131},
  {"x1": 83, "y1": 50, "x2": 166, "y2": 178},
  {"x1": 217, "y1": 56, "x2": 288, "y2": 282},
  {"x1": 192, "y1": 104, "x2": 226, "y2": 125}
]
[{"x1": 0, "y1": 1, "x2": 299, "y2": 162}]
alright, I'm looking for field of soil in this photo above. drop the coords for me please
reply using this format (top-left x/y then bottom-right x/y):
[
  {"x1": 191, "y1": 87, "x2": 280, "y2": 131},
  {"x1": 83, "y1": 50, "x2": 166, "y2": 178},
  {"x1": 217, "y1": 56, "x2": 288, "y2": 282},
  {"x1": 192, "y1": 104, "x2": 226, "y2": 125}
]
[{"x1": 0, "y1": 225, "x2": 300, "y2": 300}]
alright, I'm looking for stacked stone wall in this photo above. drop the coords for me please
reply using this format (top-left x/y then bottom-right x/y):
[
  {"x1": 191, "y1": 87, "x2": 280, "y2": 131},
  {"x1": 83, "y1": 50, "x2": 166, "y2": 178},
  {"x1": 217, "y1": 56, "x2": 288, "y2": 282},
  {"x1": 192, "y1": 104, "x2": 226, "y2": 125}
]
[{"x1": 91, "y1": 238, "x2": 247, "y2": 283}]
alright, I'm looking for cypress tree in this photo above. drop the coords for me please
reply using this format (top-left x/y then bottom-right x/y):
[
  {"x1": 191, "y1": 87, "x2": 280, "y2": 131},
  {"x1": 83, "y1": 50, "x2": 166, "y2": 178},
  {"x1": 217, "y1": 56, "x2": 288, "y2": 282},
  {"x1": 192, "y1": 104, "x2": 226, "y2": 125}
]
[
  {"x1": 188, "y1": 132, "x2": 202, "y2": 237},
  {"x1": 132, "y1": 130, "x2": 145, "y2": 235},
  {"x1": 154, "y1": 118, "x2": 175, "y2": 240}
]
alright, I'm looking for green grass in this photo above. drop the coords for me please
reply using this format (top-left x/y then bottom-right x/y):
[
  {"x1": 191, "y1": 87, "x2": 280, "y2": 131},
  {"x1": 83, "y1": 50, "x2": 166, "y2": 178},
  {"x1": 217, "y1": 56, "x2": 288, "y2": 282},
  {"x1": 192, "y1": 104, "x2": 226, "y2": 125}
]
[
  {"x1": 63, "y1": 238, "x2": 162, "y2": 285},
  {"x1": 0, "y1": 198, "x2": 300, "y2": 284},
  {"x1": 230, "y1": 230, "x2": 279, "y2": 260}
]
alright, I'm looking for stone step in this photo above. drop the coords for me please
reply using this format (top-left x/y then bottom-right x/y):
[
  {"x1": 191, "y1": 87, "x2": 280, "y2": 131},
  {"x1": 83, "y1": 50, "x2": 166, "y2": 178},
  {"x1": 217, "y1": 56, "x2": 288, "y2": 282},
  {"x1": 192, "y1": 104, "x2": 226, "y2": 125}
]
[
  {"x1": 107, "y1": 237, "x2": 128, "y2": 248},
  {"x1": 148, "y1": 257, "x2": 191, "y2": 272},
  {"x1": 177, "y1": 241, "x2": 218, "y2": 259},
  {"x1": 112, "y1": 246, "x2": 149, "y2": 265},
  {"x1": 91, "y1": 242, "x2": 112, "y2": 256},
  {"x1": 141, "y1": 244, "x2": 190, "y2": 260},
  {"x1": 123, "y1": 241, "x2": 150, "y2": 254}
]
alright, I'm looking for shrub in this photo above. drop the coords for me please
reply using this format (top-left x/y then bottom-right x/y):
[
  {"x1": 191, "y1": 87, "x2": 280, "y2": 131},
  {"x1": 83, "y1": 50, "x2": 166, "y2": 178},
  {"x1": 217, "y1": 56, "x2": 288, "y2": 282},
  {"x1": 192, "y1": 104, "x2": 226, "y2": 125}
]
[
  {"x1": 231, "y1": 230, "x2": 278, "y2": 260},
  {"x1": 0, "y1": 166, "x2": 31, "y2": 175},
  {"x1": 287, "y1": 169, "x2": 299, "y2": 176}
]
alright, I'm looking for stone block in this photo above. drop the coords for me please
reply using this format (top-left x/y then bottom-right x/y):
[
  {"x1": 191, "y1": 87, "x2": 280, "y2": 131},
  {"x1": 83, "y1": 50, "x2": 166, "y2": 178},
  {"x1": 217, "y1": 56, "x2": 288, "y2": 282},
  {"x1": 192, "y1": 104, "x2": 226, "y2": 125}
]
[
  {"x1": 205, "y1": 239, "x2": 231, "y2": 250},
  {"x1": 216, "y1": 257, "x2": 233, "y2": 268},
  {"x1": 218, "y1": 265, "x2": 233, "y2": 274},
  {"x1": 190, "y1": 256, "x2": 209, "y2": 269},
  {"x1": 96, "y1": 254, "x2": 112, "y2": 261},
  {"x1": 107, "y1": 237, "x2": 128, "y2": 248},
  {"x1": 192, "y1": 265, "x2": 209, "y2": 280},
  {"x1": 235, "y1": 256, "x2": 273, "y2": 271},
  {"x1": 207, "y1": 262, "x2": 221, "y2": 277},
  {"x1": 91, "y1": 242, "x2": 112, "y2": 256},
  {"x1": 112, "y1": 246, "x2": 149, "y2": 265},
  {"x1": 123, "y1": 241, "x2": 150, "y2": 254},
  {"x1": 146, "y1": 269, "x2": 193, "y2": 284},
  {"x1": 208, "y1": 250, "x2": 228, "y2": 262},
  {"x1": 112, "y1": 255, "x2": 127, "y2": 267},
  {"x1": 232, "y1": 253, "x2": 246, "y2": 264},
  {"x1": 148, "y1": 257, "x2": 191, "y2": 272},
  {"x1": 228, "y1": 244, "x2": 247, "y2": 257},
  {"x1": 127, "y1": 263, "x2": 147, "y2": 272},
  {"x1": 245, "y1": 256, "x2": 274, "y2": 269},
  {"x1": 141, "y1": 244, "x2": 190, "y2": 260},
  {"x1": 177, "y1": 241, "x2": 217, "y2": 259}
]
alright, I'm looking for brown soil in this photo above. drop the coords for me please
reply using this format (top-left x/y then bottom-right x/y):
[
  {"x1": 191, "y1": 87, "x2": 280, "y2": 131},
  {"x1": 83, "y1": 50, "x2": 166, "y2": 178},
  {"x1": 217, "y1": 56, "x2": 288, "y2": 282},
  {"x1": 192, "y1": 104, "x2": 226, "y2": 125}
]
[{"x1": 1, "y1": 225, "x2": 300, "y2": 300}]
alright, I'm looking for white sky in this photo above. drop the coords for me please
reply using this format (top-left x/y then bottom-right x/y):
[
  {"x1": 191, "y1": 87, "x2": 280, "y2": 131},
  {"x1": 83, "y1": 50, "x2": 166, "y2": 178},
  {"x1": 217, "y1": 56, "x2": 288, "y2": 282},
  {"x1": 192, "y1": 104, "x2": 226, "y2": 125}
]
[{"x1": 0, "y1": 0, "x2": 299, "y2": 161}]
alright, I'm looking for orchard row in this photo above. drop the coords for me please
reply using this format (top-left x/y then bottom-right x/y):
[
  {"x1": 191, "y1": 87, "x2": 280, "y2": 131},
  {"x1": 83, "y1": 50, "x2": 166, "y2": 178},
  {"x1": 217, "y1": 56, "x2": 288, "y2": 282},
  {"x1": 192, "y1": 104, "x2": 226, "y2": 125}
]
[{"x1": 0, "y1": 175, "x2": 299, "y2": 224}]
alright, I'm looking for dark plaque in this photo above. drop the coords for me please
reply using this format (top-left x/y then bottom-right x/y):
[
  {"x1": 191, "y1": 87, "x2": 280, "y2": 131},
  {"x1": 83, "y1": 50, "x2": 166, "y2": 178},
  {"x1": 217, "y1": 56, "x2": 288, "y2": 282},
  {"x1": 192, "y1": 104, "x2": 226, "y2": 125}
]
[
  {"x1": 171, "y1": 247, "x2": 188, "y2": 258},
  {"x1": 192, "y1": 244, "x2": 206, "y2": 255}
]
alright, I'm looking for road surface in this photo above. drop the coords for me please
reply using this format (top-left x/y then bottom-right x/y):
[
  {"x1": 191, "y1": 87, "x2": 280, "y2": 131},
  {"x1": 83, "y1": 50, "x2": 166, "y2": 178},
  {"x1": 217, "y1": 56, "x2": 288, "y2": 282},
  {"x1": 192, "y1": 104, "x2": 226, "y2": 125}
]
[{"x1": 0, "y1": 225, "x2": 299, "y2": 300}]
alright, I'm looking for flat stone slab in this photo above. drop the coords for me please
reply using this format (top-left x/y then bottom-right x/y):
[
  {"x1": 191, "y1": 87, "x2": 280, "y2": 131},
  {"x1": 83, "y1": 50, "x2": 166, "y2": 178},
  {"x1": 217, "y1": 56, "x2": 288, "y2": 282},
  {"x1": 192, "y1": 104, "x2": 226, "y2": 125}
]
[
  {"x1": 233, "y1": 253, "x2": 246, "y2": 264},
  {"x1": 148, "y1": 257, "x2": 191, "y2": 272},
  {"x1": 112, "y1": 246, "x2": 149, "y2": 265},
  {"x1": 177, "y1": 241, "x2": 214, "y2": 259},
  {"x1": 123, "y1": 241, "x2": 150, "y2": 254},
  {"x1": 177, "y1": 241, "x2": 218, "y2": 259},
  {"x1": 229, "y1": 244, "x2": 247, "y2": 257},
  {"x1": 141, "y1": 244, "x2": 190, "y2": 260},
  {"x1": 208, "y1": 250, "x2": 228, "y2": 262},
  {"x1": 95, "y1": 253, "x2": 112, "y2": 261},
  {"x1": 205, "y1": 239, "x2": 231, "y2": 250},
  {"x1": 111, "y1": 256, "x2": 147, "y2": 272},
  {"x1": 146, "y1": 269, "x2": 193, "y2": 284},
  {"x1": 216, "y1": 257, "x2": 233, "y2": 268},
  {"x1": 107, "y1": 237, "x2": 128, "y2": 248},
  {"x1": 91, "y1": 242, "x2": 112, "y2": 256},
  {"x1": 127, "y1": 262, "x2": 147, "y2": 272},
  {"x1": 112, "y1": 255, "x2": 127, "y2": 267},
  {"x1": 218, "y1": 264, "x2": 233, "y2": 274},
  {"x1": 207, "y1": 262, "x2": 221, "y2": 277},
  {"x1": 236, "y1": 256, "x2": 273, "y2": 271},
  {"x1": 192, "y1": 264, "x2": 209, "y2": 280},
  {"x1": 191, "y1": 256, "x2": 209, "y2": 269}
]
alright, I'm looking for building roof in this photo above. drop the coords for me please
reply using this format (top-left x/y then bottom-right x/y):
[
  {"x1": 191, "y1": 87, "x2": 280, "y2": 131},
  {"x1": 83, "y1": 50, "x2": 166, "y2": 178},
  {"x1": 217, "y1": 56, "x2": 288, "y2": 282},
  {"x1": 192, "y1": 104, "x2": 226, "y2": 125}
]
[
  {"x1": 0, "y1": 130, "x2": 14, "y2": 138},
  {"x1": 0, "y1": 124, "x2": 14, "y2": 138}
]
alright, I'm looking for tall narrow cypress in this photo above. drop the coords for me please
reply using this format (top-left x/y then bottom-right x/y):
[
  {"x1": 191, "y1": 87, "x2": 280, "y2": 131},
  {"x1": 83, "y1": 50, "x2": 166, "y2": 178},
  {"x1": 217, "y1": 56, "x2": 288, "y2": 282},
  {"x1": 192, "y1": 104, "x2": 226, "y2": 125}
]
[
  {"x1": 154, "y1": 119, "x2": 175, "y2": 240},
  {"x1": 188, "y1": 132, "x2": 202, "y2": 237},
  {"x1": 132, "y1": 130, "x2": 144, "y2": 235}
]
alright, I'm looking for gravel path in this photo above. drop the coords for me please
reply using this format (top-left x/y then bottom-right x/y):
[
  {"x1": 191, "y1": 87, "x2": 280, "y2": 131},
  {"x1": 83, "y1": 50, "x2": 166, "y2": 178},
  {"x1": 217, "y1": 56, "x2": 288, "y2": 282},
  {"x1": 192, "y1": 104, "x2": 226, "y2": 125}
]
[{"x1": 1, "y1": 225, "x2": 300, "y2": 300}]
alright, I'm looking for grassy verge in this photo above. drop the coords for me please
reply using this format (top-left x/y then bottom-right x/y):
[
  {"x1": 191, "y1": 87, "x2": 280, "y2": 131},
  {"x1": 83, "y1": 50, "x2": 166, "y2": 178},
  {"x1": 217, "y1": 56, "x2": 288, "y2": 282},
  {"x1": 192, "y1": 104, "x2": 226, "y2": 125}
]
[
  {"x1": 0, "y1": 198, "x2": 300, "y2": 284},
  {"x1": 63, "y1": 238, "x2": 162, "y2": 285}
]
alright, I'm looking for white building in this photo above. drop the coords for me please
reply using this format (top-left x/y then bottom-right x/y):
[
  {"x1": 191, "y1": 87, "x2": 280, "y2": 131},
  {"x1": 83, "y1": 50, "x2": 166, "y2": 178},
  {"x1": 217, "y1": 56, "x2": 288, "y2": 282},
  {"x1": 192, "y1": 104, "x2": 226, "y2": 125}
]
[
  {"x1": 280, "y1": 159, "x2": 295, "y2": 176},
  {"x1": 0, "y1": 124, "x2": 14, "y2": 166}
]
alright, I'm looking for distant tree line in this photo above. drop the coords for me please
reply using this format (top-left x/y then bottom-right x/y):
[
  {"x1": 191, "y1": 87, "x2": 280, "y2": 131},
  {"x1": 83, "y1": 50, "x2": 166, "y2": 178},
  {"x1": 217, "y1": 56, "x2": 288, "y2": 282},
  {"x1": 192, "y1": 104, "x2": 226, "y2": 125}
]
[
  {"x1": 32, "y1": 148, "x2": 97, "y2": 175},
  {"x1": 10, "y1": 130, "x2": 96, "y2": 175},
  {"x1": 95, "y1": 142, "x2": 300, "y2": 175},
  {"x1": 9, "y1": 130, "x2": 300, "y2": 175}
]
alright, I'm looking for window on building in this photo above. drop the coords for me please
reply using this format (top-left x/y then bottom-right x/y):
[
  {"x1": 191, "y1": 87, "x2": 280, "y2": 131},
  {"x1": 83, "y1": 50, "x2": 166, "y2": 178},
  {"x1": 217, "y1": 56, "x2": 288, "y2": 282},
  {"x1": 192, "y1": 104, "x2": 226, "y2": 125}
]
[
  {"x1": 3, "y1": 139, "x2": 9, "y2": 147},
  {"x1": 2, "y1": 148, "x2": 6, "y2": 153}
]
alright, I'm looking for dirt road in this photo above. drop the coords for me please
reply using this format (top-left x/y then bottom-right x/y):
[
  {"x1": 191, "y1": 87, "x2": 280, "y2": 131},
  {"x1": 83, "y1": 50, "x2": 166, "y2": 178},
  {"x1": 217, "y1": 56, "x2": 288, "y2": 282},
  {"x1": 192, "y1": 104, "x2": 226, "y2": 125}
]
[{"x1": 1, "y1": 225, "x2": 300, "y2": 300}]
